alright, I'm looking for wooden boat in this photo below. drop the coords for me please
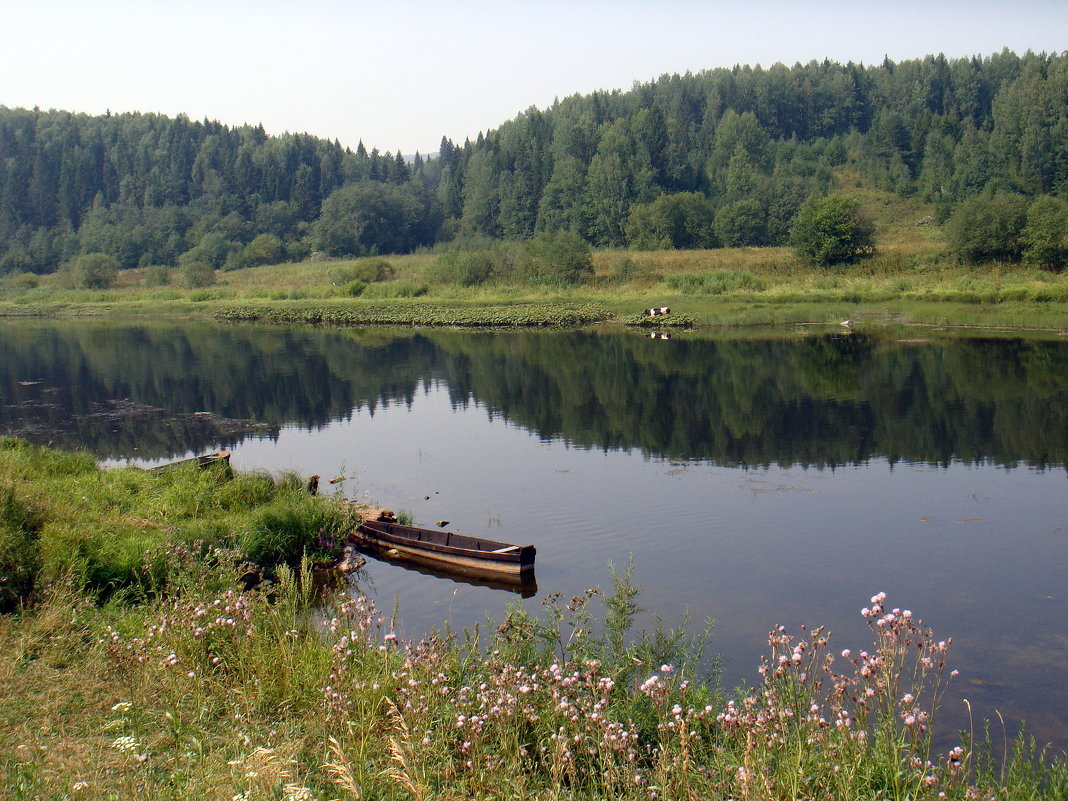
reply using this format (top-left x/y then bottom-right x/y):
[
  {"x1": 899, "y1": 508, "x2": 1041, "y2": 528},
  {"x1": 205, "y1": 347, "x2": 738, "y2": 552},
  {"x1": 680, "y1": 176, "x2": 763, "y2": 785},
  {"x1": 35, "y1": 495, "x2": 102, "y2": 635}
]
[
  {"x1": 147, "y1": 451, "x2": 231, "y2": 473},
  {"x1": 352, "y1": 519, "x2": 535, "y2": 578}
]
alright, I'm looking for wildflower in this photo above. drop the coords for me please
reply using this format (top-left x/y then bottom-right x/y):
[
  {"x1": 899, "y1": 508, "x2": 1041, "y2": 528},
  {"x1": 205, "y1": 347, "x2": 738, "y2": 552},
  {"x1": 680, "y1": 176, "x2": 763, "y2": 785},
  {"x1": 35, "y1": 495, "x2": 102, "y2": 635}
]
[
  {"x1": 110, "y1": 701, "x2": 132, "y2": 712},
  {"x1": 111, "y1": 735, "x2": 139, "y2": 752}
]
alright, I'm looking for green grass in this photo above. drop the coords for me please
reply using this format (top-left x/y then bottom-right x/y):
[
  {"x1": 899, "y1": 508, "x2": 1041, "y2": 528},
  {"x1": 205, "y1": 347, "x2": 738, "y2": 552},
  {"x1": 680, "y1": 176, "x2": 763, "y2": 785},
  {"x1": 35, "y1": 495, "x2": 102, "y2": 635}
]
[
  {"x1": 0, "y1": 441, "x2": 1067, "y2": 799},
  {"x1": 0, "y1": 438, "x2": 352, "y2": 602}
]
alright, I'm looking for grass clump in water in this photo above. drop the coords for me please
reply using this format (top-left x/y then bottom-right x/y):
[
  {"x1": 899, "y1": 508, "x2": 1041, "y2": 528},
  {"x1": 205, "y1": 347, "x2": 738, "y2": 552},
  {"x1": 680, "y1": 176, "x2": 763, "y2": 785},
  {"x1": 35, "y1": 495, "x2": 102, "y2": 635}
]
[{"x1": 212, "y1": 299, "x2": 613, "y2": 327}]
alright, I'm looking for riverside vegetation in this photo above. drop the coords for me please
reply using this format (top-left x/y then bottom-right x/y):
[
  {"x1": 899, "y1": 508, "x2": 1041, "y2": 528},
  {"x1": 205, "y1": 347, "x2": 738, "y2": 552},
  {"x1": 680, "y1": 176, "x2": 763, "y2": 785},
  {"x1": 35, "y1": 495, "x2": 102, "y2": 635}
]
[
  {"x1": 2, "y1": 439, "x2": 1067, "y2": 799},
  {"x1": 3, "y1": 185, "x2": 1068, "y2": 331}
]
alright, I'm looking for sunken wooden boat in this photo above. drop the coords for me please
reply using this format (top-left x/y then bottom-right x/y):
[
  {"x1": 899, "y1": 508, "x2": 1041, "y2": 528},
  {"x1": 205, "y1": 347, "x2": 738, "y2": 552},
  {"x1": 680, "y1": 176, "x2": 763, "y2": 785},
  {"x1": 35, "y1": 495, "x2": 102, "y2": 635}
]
[
  {"x1": 147, "y1": 451, "x2": 231, "y2": 473},
  {"x1": 352, "y1": 519, "x2": 535, "y2": 578}
]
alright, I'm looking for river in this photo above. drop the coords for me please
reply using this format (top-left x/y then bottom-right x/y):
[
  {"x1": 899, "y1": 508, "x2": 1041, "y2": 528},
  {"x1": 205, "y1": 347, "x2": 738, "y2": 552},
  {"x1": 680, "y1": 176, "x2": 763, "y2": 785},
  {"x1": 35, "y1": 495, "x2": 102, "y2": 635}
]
[{"x1": 2, "y1": 318, "x2": 1066, "y2": 749}]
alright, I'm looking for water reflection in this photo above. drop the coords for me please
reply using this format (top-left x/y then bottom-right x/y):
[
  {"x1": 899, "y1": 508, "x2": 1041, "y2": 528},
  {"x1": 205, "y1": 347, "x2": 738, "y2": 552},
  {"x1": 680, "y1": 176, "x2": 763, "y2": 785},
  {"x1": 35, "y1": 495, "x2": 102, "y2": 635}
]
[
  {"x1": 354, "y1": 547, "x2": 538, "y2": 598},
  {"x1": 3, "y1": 320, "x2": 1068, "y2": 468}
]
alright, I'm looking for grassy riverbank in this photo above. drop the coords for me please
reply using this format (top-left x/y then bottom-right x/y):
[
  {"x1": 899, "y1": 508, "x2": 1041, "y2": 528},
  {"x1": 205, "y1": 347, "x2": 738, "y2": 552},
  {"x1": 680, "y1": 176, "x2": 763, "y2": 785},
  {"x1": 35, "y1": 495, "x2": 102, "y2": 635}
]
[
  {"x1": 4, "y1": 189, "x2": 1068, "y2": 330},
  {"x1": 6, "y1": 256, "x2": 1068, "y2": 331},
  {"x1": 2, "y1": 440, "x2": 1067, "y2": 799}
]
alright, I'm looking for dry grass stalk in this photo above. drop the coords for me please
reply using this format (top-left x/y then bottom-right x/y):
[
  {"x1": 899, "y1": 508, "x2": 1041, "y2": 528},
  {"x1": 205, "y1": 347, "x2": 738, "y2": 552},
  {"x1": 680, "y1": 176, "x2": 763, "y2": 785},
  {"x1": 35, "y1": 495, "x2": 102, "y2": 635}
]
[
  {"x1": 323, "y1": 735, "x2": 361, "y2": 799},
  {"x1": 237, "y1": 746, "x2": 295, "y2": 791},
  {"x1": 384, "y1": 698, "x2": 425, "y2": 801}
]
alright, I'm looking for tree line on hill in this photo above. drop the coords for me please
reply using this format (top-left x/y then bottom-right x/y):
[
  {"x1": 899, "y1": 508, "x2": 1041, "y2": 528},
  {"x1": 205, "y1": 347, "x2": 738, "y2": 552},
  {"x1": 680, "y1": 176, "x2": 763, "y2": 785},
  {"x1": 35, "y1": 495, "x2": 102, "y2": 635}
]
[{"x1": 1, "y1": 48, "x2": 1067, "y2": 282}]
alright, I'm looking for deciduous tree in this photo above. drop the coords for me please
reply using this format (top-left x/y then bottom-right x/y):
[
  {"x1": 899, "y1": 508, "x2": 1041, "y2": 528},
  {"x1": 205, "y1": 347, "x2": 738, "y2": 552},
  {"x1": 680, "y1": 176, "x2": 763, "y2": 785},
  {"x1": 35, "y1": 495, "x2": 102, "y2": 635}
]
[
  {"x1": 1021, "y1": 195, "x2": 1068, "y2": 269},
  {"x1": 790, "y1": 195, "x2": 875, "y2": 265},
  {"x1": 946, "y1": 192, "x2": 1029, "y2": 264}
]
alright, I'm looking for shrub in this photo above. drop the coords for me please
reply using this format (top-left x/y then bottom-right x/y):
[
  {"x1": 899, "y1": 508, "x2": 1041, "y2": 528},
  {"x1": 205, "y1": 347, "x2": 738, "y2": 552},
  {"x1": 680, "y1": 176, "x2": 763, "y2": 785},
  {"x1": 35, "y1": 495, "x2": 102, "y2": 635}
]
[
  {"x1": 2, "y1": 271, "x2": 40, "y2": 290},
  {"x1": 626, "y1": 192, "x2": 717, "y2": 250},
  {"x1": 946, "y1": 192, "x2": 1029, "y2": 264},
  {"x1": 341, "y1": 280, "x2": 366, "y2": 297},
  {"x1": 72, "y1": 252, "x2": 119, "y2": 289},
  {"x1": 714, "y1": 198, "x2": 767, "y2": 247},
  {"x1": 517, "y1": 231, "x2": 593, "y2": 286},
  {"x1": 790, "y1": 195, "x2": 875, "y2": 265},
  {"x1": 180, "y1": 261, "x2": 216, "y2": 288},
  {"x1": 427, "y1": 251, "x2": 499, "y2": 286},
  {"x1": 144, "y1": 264, "x2": 171, "y2": 286},
  {"x1": 179, "y1": 232, "x2": 238, "y2": 270},
  {"x1": 610, "y1": 255, "x2": 656, "y2": 284},
  {"x1": 228, "y1": 233, "x2": 284, "y2": 270},
  {"x1": 1021, "y1": 195, "x2": 1068, "y2": 270},
  {"x1": 333, "y1": 258, "x2": 396, "y2": 285}
]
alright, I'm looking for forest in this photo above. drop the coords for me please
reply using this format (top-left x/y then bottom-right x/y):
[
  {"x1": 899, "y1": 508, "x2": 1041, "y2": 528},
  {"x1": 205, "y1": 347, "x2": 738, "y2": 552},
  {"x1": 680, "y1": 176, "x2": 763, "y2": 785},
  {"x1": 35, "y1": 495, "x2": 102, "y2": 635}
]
[{"x1": 1, "y1": 48, "x2": 1066, "y2": 277}]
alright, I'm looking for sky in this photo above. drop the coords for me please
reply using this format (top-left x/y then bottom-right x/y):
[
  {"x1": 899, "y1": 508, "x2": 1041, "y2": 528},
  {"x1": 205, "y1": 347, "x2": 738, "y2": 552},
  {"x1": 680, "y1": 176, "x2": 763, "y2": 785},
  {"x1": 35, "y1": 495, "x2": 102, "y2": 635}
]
[{"x1": 2, "y1": 1, "x2": 1066, "y2": 156}]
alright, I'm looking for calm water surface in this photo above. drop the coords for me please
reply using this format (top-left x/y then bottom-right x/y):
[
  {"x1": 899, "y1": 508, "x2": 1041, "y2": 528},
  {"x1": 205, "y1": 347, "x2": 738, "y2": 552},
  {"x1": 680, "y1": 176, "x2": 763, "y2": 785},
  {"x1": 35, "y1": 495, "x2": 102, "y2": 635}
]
[{"x1": 2, "y1": 319, "x2": 1066, "y2": 748}]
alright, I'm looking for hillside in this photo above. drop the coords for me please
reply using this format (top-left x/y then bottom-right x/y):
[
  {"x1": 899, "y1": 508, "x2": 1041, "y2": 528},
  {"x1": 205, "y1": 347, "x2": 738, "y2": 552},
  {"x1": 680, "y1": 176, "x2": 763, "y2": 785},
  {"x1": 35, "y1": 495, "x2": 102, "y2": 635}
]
[{"x1": 1, "y1": 49, "x2": 1066, "y2": 277}]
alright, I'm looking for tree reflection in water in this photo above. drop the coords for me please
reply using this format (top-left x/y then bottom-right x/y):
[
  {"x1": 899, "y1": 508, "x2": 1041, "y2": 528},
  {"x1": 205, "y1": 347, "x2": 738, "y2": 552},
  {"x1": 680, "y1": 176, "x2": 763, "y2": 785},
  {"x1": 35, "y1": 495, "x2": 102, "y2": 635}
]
[{"x1": 3, "y1": 320, "x2": 1068, "y2": 469}]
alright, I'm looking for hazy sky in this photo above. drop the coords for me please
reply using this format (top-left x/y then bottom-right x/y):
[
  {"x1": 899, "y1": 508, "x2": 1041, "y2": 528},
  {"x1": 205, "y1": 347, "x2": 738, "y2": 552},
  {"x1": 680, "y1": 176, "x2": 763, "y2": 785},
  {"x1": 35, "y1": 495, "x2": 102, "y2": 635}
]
[{"x1": 3, "y1": 1, "x2": 1065, "y2": 155}]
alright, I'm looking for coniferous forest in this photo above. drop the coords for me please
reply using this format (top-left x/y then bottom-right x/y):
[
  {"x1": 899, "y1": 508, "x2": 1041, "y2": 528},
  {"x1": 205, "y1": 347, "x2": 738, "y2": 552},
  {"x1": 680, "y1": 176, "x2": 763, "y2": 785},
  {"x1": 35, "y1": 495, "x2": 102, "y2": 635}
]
[{"x1": 1, "y1": 48, "x2": 1067, "y2": 276}]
